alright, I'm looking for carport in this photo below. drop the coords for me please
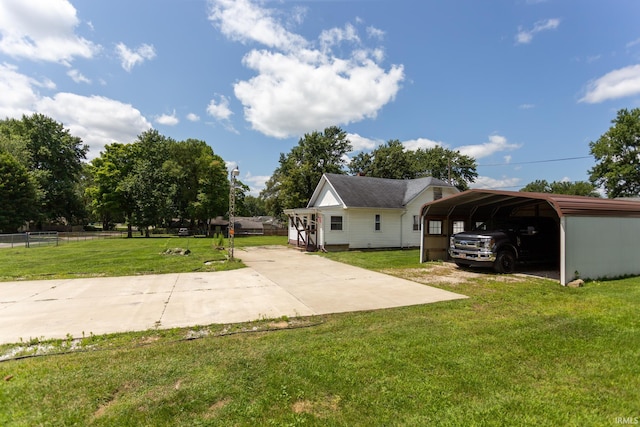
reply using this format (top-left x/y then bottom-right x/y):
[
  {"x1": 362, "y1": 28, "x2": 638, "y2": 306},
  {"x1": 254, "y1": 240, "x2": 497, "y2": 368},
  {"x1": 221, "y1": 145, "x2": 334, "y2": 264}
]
[{"x1": 419, "y1": 189, "x2": 640, "y2": 285}]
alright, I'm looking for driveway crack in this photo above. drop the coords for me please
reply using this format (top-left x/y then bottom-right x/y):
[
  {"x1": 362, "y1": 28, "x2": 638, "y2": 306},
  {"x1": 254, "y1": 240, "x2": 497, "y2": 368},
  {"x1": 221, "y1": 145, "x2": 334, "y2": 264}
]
[{"x1": 157, "y1": 274, "x2": 180, "y2": 327}]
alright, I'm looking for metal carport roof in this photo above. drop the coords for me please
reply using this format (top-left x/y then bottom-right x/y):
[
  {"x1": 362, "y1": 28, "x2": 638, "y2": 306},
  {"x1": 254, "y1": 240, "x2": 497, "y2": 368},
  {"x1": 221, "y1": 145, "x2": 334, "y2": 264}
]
[
  {"x1": 421, "y1": 189, "x2": 640, "y2": 219},
  {"x1": 420, "y1": 189, "x2": 640, "y2": 285}
]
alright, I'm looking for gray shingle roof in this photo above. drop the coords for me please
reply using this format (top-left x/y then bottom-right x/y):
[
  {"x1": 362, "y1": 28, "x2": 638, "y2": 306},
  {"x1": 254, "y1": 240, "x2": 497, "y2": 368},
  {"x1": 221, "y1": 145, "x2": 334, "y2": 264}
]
[{"x1": 317, "y1": 173, "x2": 453, "y2": 208}]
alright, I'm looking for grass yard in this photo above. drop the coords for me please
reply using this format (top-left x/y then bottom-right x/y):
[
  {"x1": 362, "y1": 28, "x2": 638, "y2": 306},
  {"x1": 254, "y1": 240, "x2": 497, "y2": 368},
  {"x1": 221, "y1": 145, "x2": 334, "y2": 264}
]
[
  {"x1": 0, "y1": 235, "x2": 287, "y2": 281},
  {"x1": 1, "y1": 241, "x2": 639, "y2": 425}
]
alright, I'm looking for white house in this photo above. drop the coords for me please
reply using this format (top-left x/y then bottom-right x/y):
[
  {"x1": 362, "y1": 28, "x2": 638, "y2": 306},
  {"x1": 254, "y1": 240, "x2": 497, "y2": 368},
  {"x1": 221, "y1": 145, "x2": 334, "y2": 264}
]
[{"x1": 285, "y1": 173, "x2": 458, "y2": 251}]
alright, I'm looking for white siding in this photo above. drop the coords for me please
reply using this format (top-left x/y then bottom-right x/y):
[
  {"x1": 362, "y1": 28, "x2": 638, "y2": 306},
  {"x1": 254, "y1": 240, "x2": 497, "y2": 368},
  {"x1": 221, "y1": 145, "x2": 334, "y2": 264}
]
[
  {"x1": 563, "y1": 216, "x2": 640, "y2": 283},
  {"x1": 402, "y1": 199, "x2": 423, "y2": 248},
  {"x1": 315, "y1": 184, "x2": 341, "y2": 207},
  {"x1": 401, "y1": 186, "x2": 459, "y2": 248},
  {"x1": 347, "y1": 209, "x2": 402, "y2": 248},
  {"x1": 319, "y1": 209, "x2": 349, "y2": 247}
]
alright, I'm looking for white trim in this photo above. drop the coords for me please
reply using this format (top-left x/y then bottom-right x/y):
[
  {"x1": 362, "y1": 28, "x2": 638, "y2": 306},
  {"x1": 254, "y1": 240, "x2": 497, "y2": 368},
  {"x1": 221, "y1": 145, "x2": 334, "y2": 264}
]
[{"x1": 560, "y1": 216, "x2": 566, "y2": 285}]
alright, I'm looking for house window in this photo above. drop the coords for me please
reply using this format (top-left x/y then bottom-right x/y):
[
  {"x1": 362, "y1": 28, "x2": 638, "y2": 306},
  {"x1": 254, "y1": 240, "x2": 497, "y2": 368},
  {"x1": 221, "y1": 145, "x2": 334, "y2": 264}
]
[
  {"x1": 453, "y1": 220, "x2": 465, "y2": 234},
  {"x1": 375, "y1": 214, "x2": 381, "y2": 231},
  {"x1": 428, "y1": 220, "x2": 442, "y2": 235},
  {"x1": 330, "y1": 216, "x2": 343, "y2": 231},
  {"x1": 434, "y1": 187, "x2": 443, "y2": 200},
  {"x1": 413, "y1": 215, "x2": 420, "y2": 231}
]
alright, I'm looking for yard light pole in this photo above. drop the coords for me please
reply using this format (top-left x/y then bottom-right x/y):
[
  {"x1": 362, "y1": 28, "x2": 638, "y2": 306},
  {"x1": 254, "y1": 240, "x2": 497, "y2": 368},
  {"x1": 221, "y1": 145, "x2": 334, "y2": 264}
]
[{"x1": 228, "y1": 166, "x2": 239, "y2": 260}]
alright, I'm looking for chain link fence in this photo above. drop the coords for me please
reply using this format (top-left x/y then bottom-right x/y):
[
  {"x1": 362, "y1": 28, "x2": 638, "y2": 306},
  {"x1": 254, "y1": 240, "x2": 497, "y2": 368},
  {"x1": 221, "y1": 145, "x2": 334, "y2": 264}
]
[{"x1": 0, "y1": 231, "x2": 126, "y2": 248}]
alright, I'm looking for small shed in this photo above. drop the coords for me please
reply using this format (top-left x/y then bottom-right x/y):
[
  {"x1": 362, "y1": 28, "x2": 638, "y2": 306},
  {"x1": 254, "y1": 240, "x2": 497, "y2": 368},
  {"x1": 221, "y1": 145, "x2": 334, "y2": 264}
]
[{"x1": 420, "y1": 189, "x2": 640, "y2": 285}]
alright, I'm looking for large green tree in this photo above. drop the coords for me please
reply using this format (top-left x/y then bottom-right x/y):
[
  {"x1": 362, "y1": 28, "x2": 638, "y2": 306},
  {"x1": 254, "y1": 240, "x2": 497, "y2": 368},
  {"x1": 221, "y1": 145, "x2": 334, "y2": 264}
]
[
  {"x1": 129, "y1": 130, "x2": 176, "y2": 236},
  {"x1": 520, "y1": 179, "x2": 600, "y2": 197},
  {"x1": 262, "y1": 126, "x2": 352, "y2": 214},
  {"x1": 350, "y1": 140, "x2": 414, "y2": 180},
  {"x1": 589, "y1": 108, "x2": 640, "y2": 198},
  {"x1": 166, "y1": 139, "x2": 228, "y2": 227},
  {"x1": 349, "y1": 142, "x2": 477, "y2": 190},
  {"x1": 0, "y1": 152, "x2": 38, "y2": 232},
  {"x1": 86, "y1": 142, "x2": 138, "y2": 235},
  {"x1": 413, "y1": 146, "x2": 477, "y2": 190},
  {"x1": 86, "y1": 133, "x2": 232, "y2": 237},
  {"x1": 0, "y1": 114, "x2": 88, "y2": 225}
]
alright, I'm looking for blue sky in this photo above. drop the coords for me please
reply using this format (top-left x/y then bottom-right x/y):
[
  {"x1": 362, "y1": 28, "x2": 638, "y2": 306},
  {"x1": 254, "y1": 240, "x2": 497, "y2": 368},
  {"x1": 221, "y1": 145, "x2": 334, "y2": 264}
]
[{"x1": 1, "y1": 0, "x2": 639, "y2": 195}]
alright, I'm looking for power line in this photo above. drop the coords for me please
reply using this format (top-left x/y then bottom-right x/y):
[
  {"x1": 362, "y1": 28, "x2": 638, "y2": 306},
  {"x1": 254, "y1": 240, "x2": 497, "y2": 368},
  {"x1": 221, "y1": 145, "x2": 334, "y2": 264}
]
[{"x1": 478, "y1": 155, "x2": 591, "y2": 167}]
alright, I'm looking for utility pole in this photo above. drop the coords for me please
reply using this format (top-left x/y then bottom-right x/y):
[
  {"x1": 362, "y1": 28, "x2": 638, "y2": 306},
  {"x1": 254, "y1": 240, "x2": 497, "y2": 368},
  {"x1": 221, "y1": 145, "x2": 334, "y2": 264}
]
[{"x1": 228, "y1": 166, "x2": 239, "y2": 260}]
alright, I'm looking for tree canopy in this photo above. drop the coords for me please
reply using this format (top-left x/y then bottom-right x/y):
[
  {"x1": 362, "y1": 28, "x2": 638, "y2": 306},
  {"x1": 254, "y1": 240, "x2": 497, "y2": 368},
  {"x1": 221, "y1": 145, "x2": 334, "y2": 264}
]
[
  {"x1": 261, "y1": 126, "x2": 352, "y2": 214},
  {"x1": 0, "y1": 114, "x2": 88, "y2": 226},
  {"x1": 0, "y1": 114, "x2": 236, "y2": 234},
  {"x1": 349, "y1": 141, "x2": 477, "y2": 190},
  {"x1": 589, "y1": 108, "x2": 640, "y2": 198},
  {"x1": 86, "y1": 131, "x2": 231, "y2": 237},
  {"x1": 0, "y1": 152, "x2": 38, "y2": 232},
  {"x1": 520, "y1": 179, "x2": 600, "y2": 197}
]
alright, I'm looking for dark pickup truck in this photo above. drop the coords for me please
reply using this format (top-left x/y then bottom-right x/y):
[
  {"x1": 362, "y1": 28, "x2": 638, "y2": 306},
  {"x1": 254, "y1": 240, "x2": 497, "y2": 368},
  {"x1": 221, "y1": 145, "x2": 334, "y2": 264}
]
[{"x1": 449, "y1": 217, "x2": 558, "y2": 273}]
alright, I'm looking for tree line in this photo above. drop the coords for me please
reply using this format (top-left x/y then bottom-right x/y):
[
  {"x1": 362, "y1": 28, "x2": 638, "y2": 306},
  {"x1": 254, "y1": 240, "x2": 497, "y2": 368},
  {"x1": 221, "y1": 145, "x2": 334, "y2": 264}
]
[
  {"x1": 0, "y1": 114, "x2": 235, "y2": 235},
  {"x1": 2, "y1": 108, "x2": 638, "y2": 233},
  {"x1": 260, "y1": 126, "x2": 480, "y2": 216}
]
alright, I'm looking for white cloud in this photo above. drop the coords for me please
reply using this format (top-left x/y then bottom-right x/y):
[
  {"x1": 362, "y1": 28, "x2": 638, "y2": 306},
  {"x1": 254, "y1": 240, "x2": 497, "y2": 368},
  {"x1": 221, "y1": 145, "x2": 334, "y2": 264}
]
[
  {"x1": 470, "y1": 175, "x2": 521, "y2": 190},
  {"x1": 207, "y1": 94, "x2": 233, "y2": 120},
  {"x1": 36, "y1": 93, "x2": 151, "y2": 157},
  {"x1": 208, "y1": 0, "x2": 307, "y2": 52},
  {"x1": 0, "y1": 0, "x2": 99, "y2": 65},
  {"x1": 504, "y1": 155, "x2": 512, "y2": 164},
  {"x1": 155, "y1": 111, "x2": 179, "y2": 126},
  {"x1": 403, "y1": 137, "x2": 443, "y2": 151},
  {"x1": 0, "y1": 63, "x2": 42, "y2": 117},
  {"x1": 115, "y1": 42, "x2": 156, "y2": 72},
  {"x1": 67, "y1": 69, "x2": 91, "y2": 84},
  {"x1": 186, "y1": 112, "x2": 200, "y2": 122},
  {"x1": 518, "y1": 103, "x2": 535, "y2": 109},
  {"x1": 209, "y1": 0, "x2": 404, "y2": 139},
  {"x1": 0, "y1": 64, "x2": 150, "y2": 159},
  {"x1": 347, "y1": 133, "x2": 379, "y2": 151},
  {"x1": 579, "y1": 64, "x2": 640, "y2": 103},
  {"x1": 457, "y1": 134, "x2": 521, "y2": 159},
  {"x1": 319, "y1": 23, "x2": 360, "y2": 51},
  {"x1": 366, "y1": 26, "x2": 385, "y2": 40},
  {"x1": 243, "y1": 172, "x2": 271, "y2": 195},
  {"x1": 626, "y1": 38, "x2": 640, "y2": 49},
  {"x1": 515, "y1": 18, "x2": 560, "y2": 45}
]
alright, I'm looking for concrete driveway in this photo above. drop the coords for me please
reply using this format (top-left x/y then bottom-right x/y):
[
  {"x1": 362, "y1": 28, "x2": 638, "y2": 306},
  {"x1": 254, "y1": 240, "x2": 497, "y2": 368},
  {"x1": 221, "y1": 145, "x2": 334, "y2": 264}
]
[{"x1": 0, "y1": 246, "x2": 466, "y2": 345}]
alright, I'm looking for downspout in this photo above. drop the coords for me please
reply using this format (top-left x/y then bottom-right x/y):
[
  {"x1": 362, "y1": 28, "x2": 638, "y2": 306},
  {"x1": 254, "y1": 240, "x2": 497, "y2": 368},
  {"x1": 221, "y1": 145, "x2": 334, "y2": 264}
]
[
  {"x1": 400, "y1": 208, "x2": 407, "y2": 248},
  {"x1": 419, "y1": 207, "x2": 425, "y2": 263}
]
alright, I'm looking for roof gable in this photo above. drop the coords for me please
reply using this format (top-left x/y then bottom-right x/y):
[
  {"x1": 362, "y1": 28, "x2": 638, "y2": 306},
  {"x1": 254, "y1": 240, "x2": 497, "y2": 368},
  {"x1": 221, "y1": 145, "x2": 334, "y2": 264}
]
[{"x1": 309, "y1": 173, "x2": 454, "y2": 209}]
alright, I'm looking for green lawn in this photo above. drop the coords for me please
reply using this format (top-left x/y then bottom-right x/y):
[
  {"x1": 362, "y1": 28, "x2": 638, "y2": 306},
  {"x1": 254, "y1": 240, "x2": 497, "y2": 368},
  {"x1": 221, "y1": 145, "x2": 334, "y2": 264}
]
[
  {"x1": 1, "y1": 240, "x2": 639, "y2": 425},
  {"x1": 0, "y1": 235, "x2": 287, "y2": 281}
]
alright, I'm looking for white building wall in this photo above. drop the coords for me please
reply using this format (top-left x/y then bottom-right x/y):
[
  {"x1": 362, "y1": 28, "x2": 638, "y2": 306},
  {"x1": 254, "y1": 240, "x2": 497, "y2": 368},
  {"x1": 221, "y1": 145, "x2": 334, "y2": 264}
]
[
  {"x1": 402, "y1": 200, "x2": 421, "y2": 248},
  {"x1": 401, "y1": 186, "x2": 459, "y2": 248},
  {"x1": 347, "y1": 209, "x2": 402, "y2": 249},
  {"x1": 563, "y1": 216, "x2": 640, "y2": 283},
  {"x1": 318, "y1": 208, "x2": 349, "y2": 247},
  {"x1": 315, "y1": 185, "x2": 341, "y2": 207}
]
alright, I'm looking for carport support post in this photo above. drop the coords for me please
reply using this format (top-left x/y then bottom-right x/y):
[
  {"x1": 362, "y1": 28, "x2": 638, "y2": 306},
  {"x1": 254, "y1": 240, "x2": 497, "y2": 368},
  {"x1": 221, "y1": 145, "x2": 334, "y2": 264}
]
[{"x1": 228, "y1": 166, "x2": 239, "y2": 260}]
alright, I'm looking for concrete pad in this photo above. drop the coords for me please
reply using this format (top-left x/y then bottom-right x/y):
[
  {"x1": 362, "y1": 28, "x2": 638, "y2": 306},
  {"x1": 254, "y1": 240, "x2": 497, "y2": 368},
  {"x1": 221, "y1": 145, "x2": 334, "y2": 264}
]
[
  {"x1": 237, "y1": 246, "x2": 467, "y2": 314},
  {"x1": 0, "y1": 246, "x2": 466, "y2": 345},
  {"x1": 160, "y1": 270, "x2": 315, "y2": 328}
]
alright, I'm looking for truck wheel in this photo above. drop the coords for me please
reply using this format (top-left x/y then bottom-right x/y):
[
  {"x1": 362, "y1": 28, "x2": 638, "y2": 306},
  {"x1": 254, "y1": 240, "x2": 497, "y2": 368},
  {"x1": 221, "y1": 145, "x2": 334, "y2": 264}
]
[{"x1": 494, "y1": 251, "x2": 516, "y2": 274}]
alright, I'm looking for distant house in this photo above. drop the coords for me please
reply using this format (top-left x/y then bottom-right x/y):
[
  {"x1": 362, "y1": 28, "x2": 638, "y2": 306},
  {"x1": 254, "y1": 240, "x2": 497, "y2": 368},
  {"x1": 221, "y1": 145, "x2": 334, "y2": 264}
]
[
  {"x1": 234, "y1": 217, "x2": 264, "y2": 236},
  {"x1": 285, "y1": 173, "x2": 458, "y2": 251}
]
